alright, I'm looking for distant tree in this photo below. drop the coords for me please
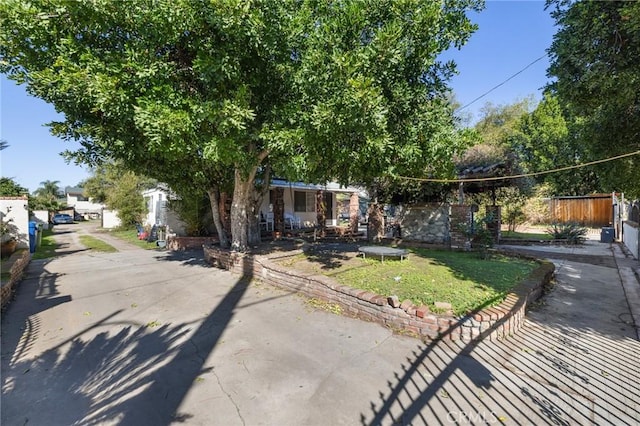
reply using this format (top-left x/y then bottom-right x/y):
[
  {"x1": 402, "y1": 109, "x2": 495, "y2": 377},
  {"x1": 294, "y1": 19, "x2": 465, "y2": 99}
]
[
  {"x1": 34, "y1": 180, "x2": 61, "y2": 199},
  {"x1": 106, "y1": 171, "x2": 148, "y2": 227},
  {"x1": 511, "y1": 94, "x2": 599, "y2": 195},
  {"x1": 0, "y1": 177, "x2": 27, "y2": 196},
  {"x1": 0, "y1": 0, "x2": 482, "y2": 250},
  {"x1": 31, "y1": 179, "x2": 62, "y2": 212},
  {"x1": 547, "y1": 0, "x2": 640, "y2": 198},
  {"x1": 474, "y1": 98, "x2": 535, "y2": 146},
  {"x1": 83, "y1": 163, "x2": 153, "y2": 226}
]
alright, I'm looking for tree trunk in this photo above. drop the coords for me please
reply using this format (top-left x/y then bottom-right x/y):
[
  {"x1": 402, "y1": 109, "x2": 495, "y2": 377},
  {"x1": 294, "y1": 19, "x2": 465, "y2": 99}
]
[
  {"x1": 349, "y1": 191, "x2": 359, "y2": 234},
  {"x1": 367, "y1": 202, "x2": 384, "y2": 243},
  {"x1": 207, "y1": 187, "x2": 229, "y2": 248},
  {"x1": 230, "y1": 166, "x2": 265, "y2": 251},
  {"x1": 219, "y1": 191, "x2": 232, "y2": 238},
  {"x1": 273, "y1": 188, "x2": 285, "y2": 233}
]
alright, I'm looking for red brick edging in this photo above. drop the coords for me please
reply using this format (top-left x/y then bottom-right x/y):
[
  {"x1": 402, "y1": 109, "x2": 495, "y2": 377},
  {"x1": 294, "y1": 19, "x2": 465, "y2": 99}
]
[
  {"x1": 203, "y1": 246, "x2": 554, "y2": 342},
  {"x1": 167, "y1": 236, "x2": 219, "y2": 251}
]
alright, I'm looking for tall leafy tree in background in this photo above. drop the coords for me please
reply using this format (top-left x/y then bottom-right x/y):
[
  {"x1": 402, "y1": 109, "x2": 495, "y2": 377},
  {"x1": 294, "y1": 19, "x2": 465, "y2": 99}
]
[
  {"x1": 0, "y1": 0, "x2": 481, "y2": 250},
  {"x1": 30, "y1": 179, "x2": 63, "y2": 211},
  {"x1": 512, "y1": 93, "x2": 599, "y2": 195},
  {"x1": 547, "y1": 0, "x2": 640, "y2": 198},
  {"x1": 82, "y1": 163, "x2": 154, "y2": 226}
]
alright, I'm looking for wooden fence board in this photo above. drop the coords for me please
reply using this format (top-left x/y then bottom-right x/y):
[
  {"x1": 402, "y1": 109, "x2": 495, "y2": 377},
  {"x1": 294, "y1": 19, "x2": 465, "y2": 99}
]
[{"x1": 550, "y1": 195, "x2": 613, "y2": 227}]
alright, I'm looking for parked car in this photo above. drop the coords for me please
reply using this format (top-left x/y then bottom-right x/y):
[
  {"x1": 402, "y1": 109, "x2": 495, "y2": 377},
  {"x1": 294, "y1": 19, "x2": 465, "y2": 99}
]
[{"x1": 52, "y1": 213, "x2": 74, "y2": 224}]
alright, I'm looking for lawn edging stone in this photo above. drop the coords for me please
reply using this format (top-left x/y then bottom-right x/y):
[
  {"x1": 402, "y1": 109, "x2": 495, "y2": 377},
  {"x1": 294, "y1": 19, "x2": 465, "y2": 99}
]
[{"x1": 203, "y1": 245, "x2": 555, "y2": 342}]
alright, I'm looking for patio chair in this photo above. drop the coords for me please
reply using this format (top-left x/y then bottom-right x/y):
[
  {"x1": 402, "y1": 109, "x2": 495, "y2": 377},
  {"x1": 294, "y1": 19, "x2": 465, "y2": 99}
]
[
  {"x1": 285, "y1": 214, "x2": 301, "y2": 229},
  {"x1": 263, "y1": 212, "x2": 274, "y2": 231}
]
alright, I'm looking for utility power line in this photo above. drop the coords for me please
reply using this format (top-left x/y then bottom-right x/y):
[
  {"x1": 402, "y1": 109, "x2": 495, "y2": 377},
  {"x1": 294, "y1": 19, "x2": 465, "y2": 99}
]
[
  {"x1": 396, "y1": 150, "x2": 640, "y2": 184},
  {"x1": 456, "y1": 54, "x2": 548, "y2": 112}
]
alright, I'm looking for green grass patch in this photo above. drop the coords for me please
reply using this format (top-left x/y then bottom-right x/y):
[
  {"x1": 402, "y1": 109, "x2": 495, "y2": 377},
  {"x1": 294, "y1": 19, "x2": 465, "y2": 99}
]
[
  {"x1": 107, "y1": 228, "x2": 158, "y2": 249},
  {"x1": 79, "y1": 235, "x2": 117, "y2": 252},
  {"x1": 32, "y1": 229, "x2": 59, "y2": 260},
  {"x1": 501, "y1": 231, "x2": 552, "y2": 240},
  {"x1": 290, "y1": 248, "x2": 537, "y2": 316}
]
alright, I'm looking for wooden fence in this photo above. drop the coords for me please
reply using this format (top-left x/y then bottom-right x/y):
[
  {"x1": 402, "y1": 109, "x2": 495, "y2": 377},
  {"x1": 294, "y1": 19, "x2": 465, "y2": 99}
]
[{"x1": 549, "y1": 194, "x2": 613, "y2": 227}]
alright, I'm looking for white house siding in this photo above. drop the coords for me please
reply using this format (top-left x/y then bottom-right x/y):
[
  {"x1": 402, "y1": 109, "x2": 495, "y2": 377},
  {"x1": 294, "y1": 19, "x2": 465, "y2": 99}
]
[
  {"x1": 102, "y1": 209, "x2": 122, "y2": 229},
  {"x1": 0, "y1": 197, "x2": 30, "y2": 248},
  {"x1": 142, "y1": 187, "x2": 187, "y2": 236},
  {"x1": 65, "y1": 188, "x2": 104, "y2": 214},
  {"x1": 623, "y1": 221, "x2": 639, "y2": 260},
  {"x1": 31, "y1": 210, "x2": 50, "y2": 230}
]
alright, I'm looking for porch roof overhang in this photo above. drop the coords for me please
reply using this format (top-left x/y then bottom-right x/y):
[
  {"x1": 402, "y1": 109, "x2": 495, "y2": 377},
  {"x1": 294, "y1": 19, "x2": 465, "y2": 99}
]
[{"x1": 270, "y1": 179, "x2": 368, "y2": 198}]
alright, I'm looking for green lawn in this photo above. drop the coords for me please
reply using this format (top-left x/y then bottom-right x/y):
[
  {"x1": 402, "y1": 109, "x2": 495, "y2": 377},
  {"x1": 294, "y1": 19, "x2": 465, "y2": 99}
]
[
  {"x1": 107, "y1": 228, "x2": 159, "y2": 249},
  {"x1": 79, "y1": 235, "x2": 117, "y2": 252},
  {"x1": 32, "y1": 229, "x2": 58, "y2": 260},
  {"x1": 287, "y1": 248, "x2": 537, "y2": 316}
]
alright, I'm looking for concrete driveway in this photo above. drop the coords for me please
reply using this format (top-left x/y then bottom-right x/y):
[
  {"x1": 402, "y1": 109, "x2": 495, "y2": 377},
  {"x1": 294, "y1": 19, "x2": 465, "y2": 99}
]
[{"x1": 2, "y1": 225, "x2": 640, "y2": 425}]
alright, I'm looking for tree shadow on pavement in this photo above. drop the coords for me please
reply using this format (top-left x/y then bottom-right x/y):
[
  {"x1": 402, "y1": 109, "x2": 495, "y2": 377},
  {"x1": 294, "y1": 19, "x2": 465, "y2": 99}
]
[
  {"x1": 2, "y1": 255, "x2": 256, "y2": 426},
  {"x1": 361, "y1": 304, "x2": 640, "y2": 425}
]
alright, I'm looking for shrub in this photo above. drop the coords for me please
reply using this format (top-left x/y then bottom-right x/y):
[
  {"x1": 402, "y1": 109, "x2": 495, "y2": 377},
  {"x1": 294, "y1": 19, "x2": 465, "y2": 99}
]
[{"x1": 546, "y1": 222, "x2": 587, "y2": 244}]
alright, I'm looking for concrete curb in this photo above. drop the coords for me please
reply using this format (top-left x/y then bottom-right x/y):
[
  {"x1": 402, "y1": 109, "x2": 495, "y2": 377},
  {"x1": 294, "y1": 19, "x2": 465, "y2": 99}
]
[{"x1": 612, "y1": 242, "x2": 640, "y2": 340}]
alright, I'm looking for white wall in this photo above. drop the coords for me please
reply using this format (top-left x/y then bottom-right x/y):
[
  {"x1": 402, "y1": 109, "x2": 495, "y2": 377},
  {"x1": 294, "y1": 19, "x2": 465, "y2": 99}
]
[
  {"x1": 66, "y1": 193, "x2": 104, "y2": 214},
  {"x1": 31, "y1": 210, "x2": 50, "y2": 230},
  {"x1": 142, "y1": 187, "x2": 187, "y2": 235},
  {"x1": 0, "y1": 197, "x2": 30, "y2": 248},
  {"x1": 102, "y1": 209, "x2": 122, "y2": 229},
  {"x1": 623, "y1": 221, "x2": 639, "y2": 260}
]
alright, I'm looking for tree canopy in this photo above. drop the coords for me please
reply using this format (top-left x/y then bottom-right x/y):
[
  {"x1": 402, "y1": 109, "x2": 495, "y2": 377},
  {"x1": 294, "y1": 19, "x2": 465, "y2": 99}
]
[
  {"x1": 547, "y1": 0, "x2": 640, "y2": 198},
  {"x1": 0, "y1": 177, "x2": 27, "y2": 197},
  {"x1": 82, "y1": 162, "x2": 154, "y2": 225},
  {"x1": 1, "y1": 0, "x2": 482, "y2": 248}
]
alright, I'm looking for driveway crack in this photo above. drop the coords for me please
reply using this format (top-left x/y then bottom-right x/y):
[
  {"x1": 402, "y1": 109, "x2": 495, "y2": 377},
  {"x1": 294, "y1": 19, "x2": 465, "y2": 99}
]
[
  {"x1": 212, "y1": 365, "x2": 246, "y2": 426},
  {"x1": 189, "y1": 339, "x2": 245, "y2": 425}
]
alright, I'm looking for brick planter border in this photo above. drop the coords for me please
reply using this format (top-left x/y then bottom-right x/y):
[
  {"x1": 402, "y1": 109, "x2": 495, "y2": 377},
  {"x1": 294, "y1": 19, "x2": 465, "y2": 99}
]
[
  {"x1": 1, "y1": 250, "x2": 32, "y2": 310},
  {"x1": 203, "y1": 245, "x2": 554, "y2": 342},
  {"x1": 167, "y1": 236, "x2": 219, "y2": 251}
]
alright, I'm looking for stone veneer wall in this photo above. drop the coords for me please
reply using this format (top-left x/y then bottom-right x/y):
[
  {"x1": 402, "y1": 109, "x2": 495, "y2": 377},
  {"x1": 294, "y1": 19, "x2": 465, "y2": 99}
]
[
  {"x1": 1, "y1": 250, "x2": 31, "y2": 310},
  {"x1": 397, "y1": 203, "x2": 450, "y2": 244},
  {"x1": 203, "y1": 245, "x2": 554, "y2": 342}
]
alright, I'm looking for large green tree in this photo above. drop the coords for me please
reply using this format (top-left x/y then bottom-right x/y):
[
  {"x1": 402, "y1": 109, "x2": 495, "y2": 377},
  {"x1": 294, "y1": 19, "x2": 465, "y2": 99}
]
[
  {"x1": 547, "y1": 0, "x2": 640, "y2": 198},
  {"x1": 1, "y1": 0, "x2": 481, "y2": 250}
]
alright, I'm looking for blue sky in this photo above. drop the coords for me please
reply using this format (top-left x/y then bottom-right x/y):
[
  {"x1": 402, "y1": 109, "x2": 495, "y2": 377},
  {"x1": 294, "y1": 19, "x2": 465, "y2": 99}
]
[{"x1": 0, "y1": 1, "x2": 556, "y2": 194}]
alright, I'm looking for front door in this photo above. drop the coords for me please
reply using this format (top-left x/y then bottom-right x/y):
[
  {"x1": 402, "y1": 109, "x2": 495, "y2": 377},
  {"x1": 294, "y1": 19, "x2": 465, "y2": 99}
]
[{"x1": 323, "y1": 192, "x2": 334, "y2": 226}]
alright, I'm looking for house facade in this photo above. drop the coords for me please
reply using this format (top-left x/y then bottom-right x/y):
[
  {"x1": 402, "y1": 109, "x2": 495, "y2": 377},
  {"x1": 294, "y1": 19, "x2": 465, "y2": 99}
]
[
  {"x1": 142, "y1": 181, "x2": 366, "y2": 236},
  {"x1": 64, "y1": 187, "x2": 104, "y2": 217},
  {"x1": 142, "y1": 186, "x2": 187, "y2": 236},
  {"x1": 261, "y1": 179, "x2": 366, "y2": 228},
  {"x1": 0, "y1": 196, "x2": 29, "y2": 249}
]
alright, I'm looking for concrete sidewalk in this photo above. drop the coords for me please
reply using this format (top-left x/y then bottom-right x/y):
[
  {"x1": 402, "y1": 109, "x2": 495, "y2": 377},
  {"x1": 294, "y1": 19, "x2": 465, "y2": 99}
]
[{"x1": 2, "y1": 229, "x2": 640, "y2": 425}]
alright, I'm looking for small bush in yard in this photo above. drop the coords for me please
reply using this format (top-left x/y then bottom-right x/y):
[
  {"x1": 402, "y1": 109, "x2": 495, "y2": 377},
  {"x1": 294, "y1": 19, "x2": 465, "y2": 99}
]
[{"x1": 546, "y1": 222, "x2": 587, "y2": 244}]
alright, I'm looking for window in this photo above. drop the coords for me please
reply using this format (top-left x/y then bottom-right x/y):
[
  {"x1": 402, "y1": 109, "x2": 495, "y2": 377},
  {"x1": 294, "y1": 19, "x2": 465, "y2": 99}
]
[{"x1": 294, "y1": 191, "x2": 315, "y2": 212}]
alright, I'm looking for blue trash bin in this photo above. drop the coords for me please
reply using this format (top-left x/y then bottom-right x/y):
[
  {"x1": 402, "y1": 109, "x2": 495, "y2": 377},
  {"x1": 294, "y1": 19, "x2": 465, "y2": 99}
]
[{"x1": 28, "y1": 221, "x2": 37, "y2": 253}]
